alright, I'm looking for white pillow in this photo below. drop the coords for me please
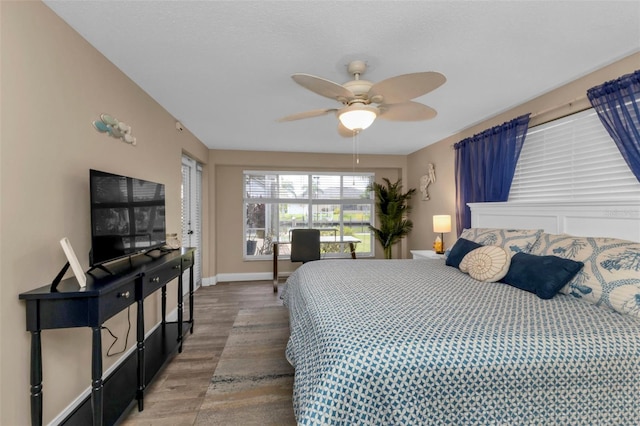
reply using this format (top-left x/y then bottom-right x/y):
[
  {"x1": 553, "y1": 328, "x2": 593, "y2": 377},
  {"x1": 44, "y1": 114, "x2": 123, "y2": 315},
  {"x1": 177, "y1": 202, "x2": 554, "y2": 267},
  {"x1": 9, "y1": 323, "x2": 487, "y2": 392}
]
[{"x1": 462, "y1": 246, "x2": 511, "y2": 282}]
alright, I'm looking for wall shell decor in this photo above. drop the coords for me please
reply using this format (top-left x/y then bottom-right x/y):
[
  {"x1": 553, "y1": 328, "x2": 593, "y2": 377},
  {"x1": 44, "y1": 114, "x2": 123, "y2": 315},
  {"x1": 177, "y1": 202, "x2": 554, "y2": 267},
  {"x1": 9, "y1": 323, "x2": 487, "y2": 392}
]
[
  {"x1": 93, "y1": 113, "x2": 137, "y2": 145},
  {"x1": 419, "y1": 163, "x2": 436, "y2": 200}
]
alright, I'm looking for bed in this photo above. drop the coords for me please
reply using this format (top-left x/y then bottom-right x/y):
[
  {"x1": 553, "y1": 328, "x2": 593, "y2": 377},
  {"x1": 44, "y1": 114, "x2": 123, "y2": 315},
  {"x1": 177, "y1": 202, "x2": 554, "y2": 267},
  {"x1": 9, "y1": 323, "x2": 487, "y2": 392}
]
[{"x1": 282, "y1": 202, "x2": 640, "y2": 425}]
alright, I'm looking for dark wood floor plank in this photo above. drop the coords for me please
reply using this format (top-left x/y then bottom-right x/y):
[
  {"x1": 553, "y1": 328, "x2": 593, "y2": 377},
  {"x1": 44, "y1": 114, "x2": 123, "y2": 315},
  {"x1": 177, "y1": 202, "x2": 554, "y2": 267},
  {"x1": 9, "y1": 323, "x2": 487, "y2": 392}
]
[{"x1": 121, "y1": 281, "x2": 294, "y2": 425}]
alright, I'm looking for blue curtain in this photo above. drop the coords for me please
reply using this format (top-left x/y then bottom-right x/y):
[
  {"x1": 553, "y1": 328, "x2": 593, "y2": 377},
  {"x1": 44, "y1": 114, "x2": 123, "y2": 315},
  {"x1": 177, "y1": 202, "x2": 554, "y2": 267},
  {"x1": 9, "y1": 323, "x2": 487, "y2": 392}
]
[
  {"x1": 454, "y1": 114, "x2": 530, "y2": 235},
  {"x1": 587, "y1": 69, "x2": 640, "y2": 182}
]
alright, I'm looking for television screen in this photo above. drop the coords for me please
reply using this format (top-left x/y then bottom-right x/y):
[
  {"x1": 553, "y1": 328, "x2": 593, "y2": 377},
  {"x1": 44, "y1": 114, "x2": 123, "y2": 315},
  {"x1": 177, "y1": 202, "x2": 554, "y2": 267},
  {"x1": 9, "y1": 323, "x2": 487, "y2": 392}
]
[{"x1": 90, "y1": 169, "x2": 166, "y2": 266}]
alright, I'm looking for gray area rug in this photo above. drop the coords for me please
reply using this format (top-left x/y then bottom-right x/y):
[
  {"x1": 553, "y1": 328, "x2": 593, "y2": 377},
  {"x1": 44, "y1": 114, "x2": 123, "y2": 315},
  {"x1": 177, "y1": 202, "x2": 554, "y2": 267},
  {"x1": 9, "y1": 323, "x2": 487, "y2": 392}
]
[{"x1": 195, "y1": 306, "x2": 296, "y2": 425}]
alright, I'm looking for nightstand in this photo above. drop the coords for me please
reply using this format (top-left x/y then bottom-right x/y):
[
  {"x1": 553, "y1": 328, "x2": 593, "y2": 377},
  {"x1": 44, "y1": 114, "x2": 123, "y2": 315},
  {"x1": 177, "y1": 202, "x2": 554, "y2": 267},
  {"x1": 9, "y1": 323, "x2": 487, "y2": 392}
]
[{"x1": 411, "y1": 250, "x2": 445, "y2": 260}]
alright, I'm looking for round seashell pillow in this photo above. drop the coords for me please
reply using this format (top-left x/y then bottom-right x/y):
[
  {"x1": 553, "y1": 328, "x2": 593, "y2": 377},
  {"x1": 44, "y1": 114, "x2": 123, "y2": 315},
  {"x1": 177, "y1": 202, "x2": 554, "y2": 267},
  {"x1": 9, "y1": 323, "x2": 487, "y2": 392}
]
[
  {"x1": 461, "y1": 245, "x2": 511, "y2": 282},
  {"x1": 459, "y1": 252, "x2": 473, "y2": 273}
]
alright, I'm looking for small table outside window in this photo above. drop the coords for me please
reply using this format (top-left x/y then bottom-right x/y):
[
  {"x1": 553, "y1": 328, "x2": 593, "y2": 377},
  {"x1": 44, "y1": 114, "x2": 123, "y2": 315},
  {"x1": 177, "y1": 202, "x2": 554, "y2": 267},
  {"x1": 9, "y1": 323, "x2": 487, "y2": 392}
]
[{"x1": 272, "y1": 236, "x2": 361, "y2": 291}]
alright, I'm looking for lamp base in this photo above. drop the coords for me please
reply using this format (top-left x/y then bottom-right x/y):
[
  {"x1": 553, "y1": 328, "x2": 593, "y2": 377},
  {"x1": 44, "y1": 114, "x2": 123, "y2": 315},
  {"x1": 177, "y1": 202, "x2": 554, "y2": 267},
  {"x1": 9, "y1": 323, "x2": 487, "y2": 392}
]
[{"x1": 434, "y1": 232, "x2": 445, "y2": 254}]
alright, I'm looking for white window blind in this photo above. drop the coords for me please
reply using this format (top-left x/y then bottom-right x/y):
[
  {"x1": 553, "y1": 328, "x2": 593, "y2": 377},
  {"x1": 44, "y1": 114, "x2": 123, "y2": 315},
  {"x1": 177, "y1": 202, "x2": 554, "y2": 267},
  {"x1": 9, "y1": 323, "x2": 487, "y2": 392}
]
[
  {"x1": 194, "y1": 163, "x2": 202, "y2": 286},
  {"x1": 181, "y1": 156, "x2": 202, "y2": 287},
  {"x1": 509, "y1": 108, "x2": 640, "y2": 202}
]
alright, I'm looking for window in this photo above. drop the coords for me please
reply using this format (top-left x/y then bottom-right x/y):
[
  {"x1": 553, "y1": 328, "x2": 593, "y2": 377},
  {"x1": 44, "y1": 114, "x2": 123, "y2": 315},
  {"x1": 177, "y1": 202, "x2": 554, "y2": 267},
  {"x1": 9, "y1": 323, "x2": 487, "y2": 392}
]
[
  {"x1": 509, "y1": 108, "x2": 640, "y2": 202},
  {"x1": 243, "y1": 171, "x2": 375, "y2": 259}
]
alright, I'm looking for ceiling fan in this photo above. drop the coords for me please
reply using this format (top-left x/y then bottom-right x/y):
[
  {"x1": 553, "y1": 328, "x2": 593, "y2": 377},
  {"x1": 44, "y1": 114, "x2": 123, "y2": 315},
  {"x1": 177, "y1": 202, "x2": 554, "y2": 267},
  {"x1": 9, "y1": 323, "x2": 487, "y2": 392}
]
[{"x1": 278, "y1": 60, "x2": 446, "y2": 136}]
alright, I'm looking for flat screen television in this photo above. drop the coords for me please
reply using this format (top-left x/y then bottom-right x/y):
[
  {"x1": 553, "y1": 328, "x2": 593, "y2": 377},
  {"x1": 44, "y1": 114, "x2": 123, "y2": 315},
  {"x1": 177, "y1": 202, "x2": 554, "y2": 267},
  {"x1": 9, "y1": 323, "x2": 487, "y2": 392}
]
[{"x1": 90, "y1": 169, "x2": 166, "y2": 266}]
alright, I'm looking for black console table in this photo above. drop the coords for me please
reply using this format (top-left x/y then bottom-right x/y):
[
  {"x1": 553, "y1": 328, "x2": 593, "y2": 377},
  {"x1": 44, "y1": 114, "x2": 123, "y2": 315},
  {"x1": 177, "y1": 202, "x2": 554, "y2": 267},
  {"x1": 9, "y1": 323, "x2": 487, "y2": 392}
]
[{"x1": 19, "y1": 247, "x2": 196, "y2": 426}]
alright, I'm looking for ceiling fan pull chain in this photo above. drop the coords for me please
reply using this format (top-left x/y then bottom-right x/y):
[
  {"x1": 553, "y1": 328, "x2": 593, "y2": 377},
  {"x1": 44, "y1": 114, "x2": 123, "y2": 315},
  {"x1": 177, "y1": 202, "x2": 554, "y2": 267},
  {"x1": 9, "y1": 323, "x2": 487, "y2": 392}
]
[
  {"x1": 352, "y1": 130, "x2": 356, "y2": 171},
  {"x1": 352, "y1": 130, "x2": 360, "y2": 172},
  {"x1": 356, "y1": 130, "x2": 360, "y2": 165}
]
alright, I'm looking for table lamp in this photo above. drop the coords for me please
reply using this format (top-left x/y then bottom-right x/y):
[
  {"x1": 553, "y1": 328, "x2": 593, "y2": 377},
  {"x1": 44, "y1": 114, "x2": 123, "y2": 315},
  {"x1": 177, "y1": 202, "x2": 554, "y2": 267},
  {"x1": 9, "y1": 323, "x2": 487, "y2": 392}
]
[{"x1": 433, "y1": 215, "x2": 452, "y2": 254}]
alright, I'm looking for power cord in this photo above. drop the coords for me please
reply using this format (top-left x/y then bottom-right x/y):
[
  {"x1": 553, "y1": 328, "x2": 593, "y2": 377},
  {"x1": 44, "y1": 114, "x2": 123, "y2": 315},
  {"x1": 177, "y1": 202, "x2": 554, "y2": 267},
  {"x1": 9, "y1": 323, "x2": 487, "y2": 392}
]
[{"x1": 101, "y1": 305, "x2": 131, "y2": 357}]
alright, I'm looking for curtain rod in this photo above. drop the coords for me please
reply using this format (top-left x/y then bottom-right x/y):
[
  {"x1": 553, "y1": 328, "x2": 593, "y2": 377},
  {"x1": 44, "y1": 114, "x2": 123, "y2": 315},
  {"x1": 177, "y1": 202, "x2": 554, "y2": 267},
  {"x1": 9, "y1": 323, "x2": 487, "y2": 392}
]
[
  {"x1": 449, "y1": 94, "x2": 591, "y2": 148},
  {"x1": 529, "y1": 94, "x2": 589, "y2": 119},
  {"x1": 448, "y1": 95, "x2": 592, "y2": 149}
]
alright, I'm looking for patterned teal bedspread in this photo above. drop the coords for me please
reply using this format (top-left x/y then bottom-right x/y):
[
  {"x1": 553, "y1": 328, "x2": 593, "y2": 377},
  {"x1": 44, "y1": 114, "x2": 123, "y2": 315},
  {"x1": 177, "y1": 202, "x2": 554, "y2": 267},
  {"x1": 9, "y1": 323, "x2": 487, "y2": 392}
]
[{"x1": 282, "y1": 259, "x2": 640, "y2": 425}]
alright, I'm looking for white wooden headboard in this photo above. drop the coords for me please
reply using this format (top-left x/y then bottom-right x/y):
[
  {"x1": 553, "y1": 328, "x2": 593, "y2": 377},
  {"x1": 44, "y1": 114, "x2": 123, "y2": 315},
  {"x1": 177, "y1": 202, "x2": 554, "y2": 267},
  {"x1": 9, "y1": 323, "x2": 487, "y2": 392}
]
[{"x1": 469, "y1": 201, "x2": 640, "y2": 243}]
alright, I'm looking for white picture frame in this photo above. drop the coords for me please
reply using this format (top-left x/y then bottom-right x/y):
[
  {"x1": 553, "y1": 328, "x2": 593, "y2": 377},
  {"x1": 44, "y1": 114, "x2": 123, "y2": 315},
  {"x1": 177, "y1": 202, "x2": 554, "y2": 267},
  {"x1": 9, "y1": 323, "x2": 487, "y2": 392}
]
[{"x1": 59, "y1": 237, "x2": 87, "y2": 287}]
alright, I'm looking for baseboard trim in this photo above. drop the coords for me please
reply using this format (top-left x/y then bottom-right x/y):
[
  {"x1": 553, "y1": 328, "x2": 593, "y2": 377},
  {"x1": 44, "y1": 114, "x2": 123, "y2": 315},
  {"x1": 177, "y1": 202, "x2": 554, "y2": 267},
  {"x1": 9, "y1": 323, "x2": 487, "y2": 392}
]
[
  {"x1": 215, "y1": 272, "x2": 277, "y2": 282},
  {"x1": 202, "y1": 276, "x2": 217, "y2": 286},
  {"x1": 202, "y1": 272, "x2": 293, "y2": 285}
]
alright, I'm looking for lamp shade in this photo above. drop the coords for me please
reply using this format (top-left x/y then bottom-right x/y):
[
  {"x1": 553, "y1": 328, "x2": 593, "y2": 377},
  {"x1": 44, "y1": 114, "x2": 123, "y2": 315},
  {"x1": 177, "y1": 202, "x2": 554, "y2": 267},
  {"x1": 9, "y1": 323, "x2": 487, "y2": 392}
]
[
  {"x1": 338, "y1": 104, "x2": 378, "y2": 131},
  {"x1": 433, "y1": 215, "x2": 452, "y2": 233}
]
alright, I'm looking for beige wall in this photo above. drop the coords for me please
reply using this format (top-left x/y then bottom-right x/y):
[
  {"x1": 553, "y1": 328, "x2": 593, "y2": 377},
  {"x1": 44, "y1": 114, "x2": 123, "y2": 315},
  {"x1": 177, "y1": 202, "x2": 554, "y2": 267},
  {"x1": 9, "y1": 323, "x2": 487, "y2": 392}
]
[
  {"x1": 407, "y1": 141, "x2": 457, "y2": 252},
  {"x1": 0, "y1": 2, "x2": 208, "y2": 424},
  {"x1": 406, "y1": 52, "x2": 640, "y2": 253},
  {"x1": 207, "y1": 150, "x2": 408, "y2": 278}
]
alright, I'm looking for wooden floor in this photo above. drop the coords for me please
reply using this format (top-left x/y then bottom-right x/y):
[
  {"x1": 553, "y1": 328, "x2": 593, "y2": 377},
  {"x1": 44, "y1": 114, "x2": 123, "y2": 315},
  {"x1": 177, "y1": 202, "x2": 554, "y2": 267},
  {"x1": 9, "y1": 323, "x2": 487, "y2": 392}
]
[{"x1": 120, "y1": 281, "x2": 295, "y2": 425}]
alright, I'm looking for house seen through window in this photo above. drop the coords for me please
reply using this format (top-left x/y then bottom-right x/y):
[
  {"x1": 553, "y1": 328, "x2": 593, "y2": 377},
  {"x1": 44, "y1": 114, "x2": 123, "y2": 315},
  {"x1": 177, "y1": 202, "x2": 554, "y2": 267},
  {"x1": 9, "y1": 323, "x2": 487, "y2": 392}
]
[{"x1": 244, "y1": 171, "x2": 375, "y2": 259}]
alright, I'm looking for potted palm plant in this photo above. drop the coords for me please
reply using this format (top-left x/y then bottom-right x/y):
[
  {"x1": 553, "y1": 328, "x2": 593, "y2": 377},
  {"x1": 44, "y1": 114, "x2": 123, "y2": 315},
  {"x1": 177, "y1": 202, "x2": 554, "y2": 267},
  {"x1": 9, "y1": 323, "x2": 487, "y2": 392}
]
[{"x1": 368, "y1": 178, "x2": 416, "y2": 259}]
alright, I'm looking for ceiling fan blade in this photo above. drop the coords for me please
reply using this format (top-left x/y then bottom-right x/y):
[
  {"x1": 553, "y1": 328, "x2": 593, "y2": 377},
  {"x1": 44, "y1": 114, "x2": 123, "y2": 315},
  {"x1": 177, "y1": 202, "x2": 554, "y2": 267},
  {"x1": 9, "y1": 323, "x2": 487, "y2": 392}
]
[
  {"x1": 369, "y1": 72, "x2": 446, "y2": 104},
  {"x1": 277, "y1": 108, "x2": 338, "y2": 122},
  {"x1": 378, "y1": 101, "x2": 437, "y2": 121},
  {"x1": 291, "y1": 73, "x2": 354, "y2": 101},
  {"x1": 337, "y1": 122, "x2": 355, "y2": 138}
]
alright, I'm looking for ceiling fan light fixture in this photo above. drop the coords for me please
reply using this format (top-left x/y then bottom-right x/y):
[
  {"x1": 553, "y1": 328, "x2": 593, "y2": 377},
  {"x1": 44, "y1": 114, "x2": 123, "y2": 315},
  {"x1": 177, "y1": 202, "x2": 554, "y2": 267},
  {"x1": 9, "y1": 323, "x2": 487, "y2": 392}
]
[
  {"x1": 338, "y1": 104, "x2": 378, "y2": 131},
  {"x1": 280, "y1": 60, "x2": 445, "y2": 137}
]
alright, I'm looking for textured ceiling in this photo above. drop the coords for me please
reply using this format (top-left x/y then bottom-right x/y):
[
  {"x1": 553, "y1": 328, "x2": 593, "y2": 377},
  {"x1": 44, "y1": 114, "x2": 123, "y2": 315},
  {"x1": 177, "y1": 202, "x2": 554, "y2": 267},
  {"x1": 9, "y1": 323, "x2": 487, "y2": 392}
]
[{"x1": 43, "y1": 1, "x2": 640, "y2": 155}]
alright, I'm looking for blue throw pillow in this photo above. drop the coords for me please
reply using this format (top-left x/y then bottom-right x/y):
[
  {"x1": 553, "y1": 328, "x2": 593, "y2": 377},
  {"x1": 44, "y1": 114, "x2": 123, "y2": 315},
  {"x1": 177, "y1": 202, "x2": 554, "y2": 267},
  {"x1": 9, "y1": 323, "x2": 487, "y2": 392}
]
[
  {"x1": 445, "y1": 238, "x2": 483, "y2": 269},
  {"x1": 500, "y1": 252, "x2": 584, "y2": 299}
]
